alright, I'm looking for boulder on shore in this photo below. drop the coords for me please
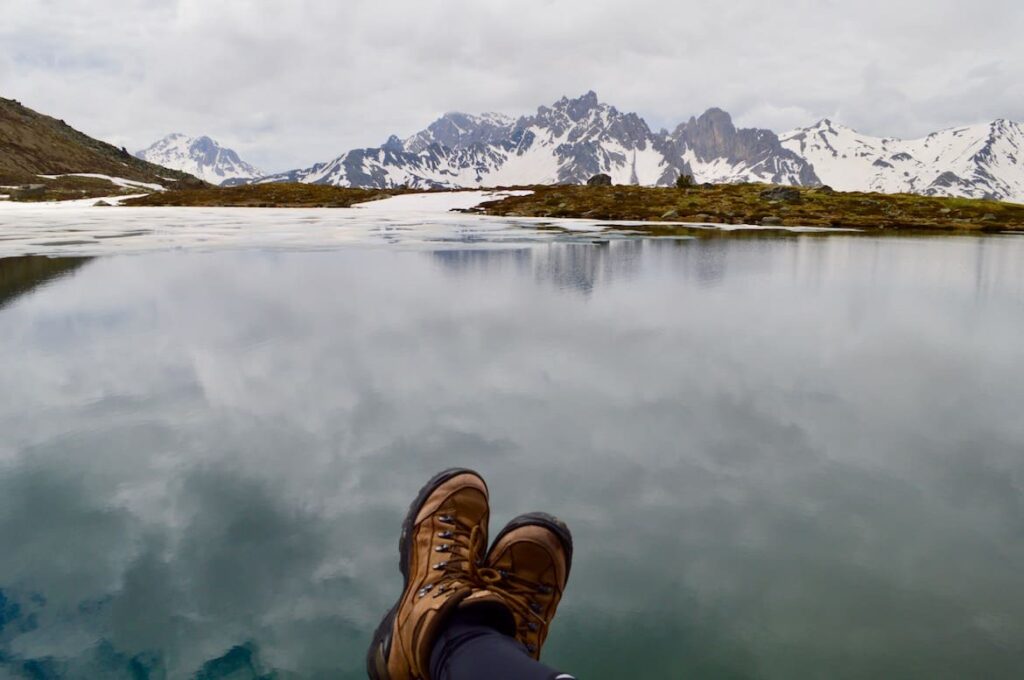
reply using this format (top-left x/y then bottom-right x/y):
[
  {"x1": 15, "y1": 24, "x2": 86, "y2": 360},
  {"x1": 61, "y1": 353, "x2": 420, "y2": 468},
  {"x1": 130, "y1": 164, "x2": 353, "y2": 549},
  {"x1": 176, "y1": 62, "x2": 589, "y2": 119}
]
[{"x1": 760, "y1": 186, "x2": 801, "y2": 202}]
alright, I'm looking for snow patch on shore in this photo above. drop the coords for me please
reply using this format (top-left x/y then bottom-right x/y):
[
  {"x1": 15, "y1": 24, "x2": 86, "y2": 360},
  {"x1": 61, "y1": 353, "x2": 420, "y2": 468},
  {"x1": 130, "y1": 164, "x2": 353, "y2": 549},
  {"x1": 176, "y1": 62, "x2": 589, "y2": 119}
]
[
  {"x1": 352, "y1": 190, "x2": 532, "y2": 213},
  {"x1": 38, "y1": 174, "x2": 166, "y2": 192}
]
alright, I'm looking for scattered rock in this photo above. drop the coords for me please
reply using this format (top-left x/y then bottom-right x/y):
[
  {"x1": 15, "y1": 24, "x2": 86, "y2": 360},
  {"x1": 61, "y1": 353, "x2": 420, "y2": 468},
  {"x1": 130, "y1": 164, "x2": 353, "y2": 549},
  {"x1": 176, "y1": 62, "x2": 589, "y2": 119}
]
[
  {"x1": 694, "y1": 213, "x2": 713, "y2": 222},
  {"x1": 661, "y1": 210, "x2": 679, "y2": 220},
  {"x1": 699, "y1": 182, "x2": 716, "y2": 190},
  {"x1": 939, "y1": 208, "x2": 952, "y2": 214},
  {"x1": 93, "y1": 200, "x2": 113, "y2": 207},
  {"x1": 815, "y1": 185, "x2": 835, "y2": 194},
  {"x1": 587, "y1": 173, "x2": 612, "y2": 186},
  {"x1": 760, "y1": 186, "x2": 801, "y2": 202},
  {"x1": 981, "y1": 213, "x2": 998, "y2": 222},
  {"x1": 760, "y1": 216, "x2": 783, "y2": 226}
]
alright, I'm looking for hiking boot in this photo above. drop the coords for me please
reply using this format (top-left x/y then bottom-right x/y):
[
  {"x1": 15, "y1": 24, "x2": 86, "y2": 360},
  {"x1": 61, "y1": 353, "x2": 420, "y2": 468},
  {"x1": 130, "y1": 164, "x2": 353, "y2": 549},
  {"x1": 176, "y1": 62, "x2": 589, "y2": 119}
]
[
  {"x1": 483, "y1": 512, "x2": 573, "y2": 659},
  {"x1": 366, "y1": 468, "x2": 492, "y2": 680}
]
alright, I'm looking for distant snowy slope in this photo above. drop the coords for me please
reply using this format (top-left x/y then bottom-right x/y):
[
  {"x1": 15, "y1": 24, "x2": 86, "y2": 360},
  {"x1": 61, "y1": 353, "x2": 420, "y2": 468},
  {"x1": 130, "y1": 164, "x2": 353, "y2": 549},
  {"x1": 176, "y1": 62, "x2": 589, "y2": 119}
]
[
  {"x1": 136, "y1": 134, "x2": 263, "y2": 186},
  {"x1": 781, "y1": 119, "x2": 1024, "y2": 203},
  {"x1": 261, "y1": 92, "x2": 817, "y2": 190}
]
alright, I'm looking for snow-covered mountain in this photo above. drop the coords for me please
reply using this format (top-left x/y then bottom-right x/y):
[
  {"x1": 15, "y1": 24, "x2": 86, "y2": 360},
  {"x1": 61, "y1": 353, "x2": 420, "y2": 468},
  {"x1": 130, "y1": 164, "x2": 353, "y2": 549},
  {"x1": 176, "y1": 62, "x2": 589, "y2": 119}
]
[
  {"x1": 780, "y1": 119, "x2": 1024, "y2": 203},
  {"x1": 261, "y1": 92, "x2": 818, "y2": 189},
  {"x1": 254, "y1": 92, "x2": 1022, "y2": 202},
  {"x1": 135, "y1": 134, "x2": 263, "y2": 186}
]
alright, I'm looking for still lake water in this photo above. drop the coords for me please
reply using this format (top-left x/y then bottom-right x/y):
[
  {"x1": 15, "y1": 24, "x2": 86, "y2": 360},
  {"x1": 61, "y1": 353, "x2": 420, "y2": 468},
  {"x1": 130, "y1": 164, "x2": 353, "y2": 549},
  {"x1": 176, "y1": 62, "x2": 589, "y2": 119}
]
[{"x1": 1, "y1": 235, "x2": 1023, "y2": 678}]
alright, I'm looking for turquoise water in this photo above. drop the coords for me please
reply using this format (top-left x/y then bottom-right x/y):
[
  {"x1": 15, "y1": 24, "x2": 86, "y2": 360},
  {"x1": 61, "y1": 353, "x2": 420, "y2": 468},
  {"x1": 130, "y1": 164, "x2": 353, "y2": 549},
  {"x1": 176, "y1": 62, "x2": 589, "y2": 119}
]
[{"x1": 1, "y1": 236, "x2": 1023, "y2": 678}]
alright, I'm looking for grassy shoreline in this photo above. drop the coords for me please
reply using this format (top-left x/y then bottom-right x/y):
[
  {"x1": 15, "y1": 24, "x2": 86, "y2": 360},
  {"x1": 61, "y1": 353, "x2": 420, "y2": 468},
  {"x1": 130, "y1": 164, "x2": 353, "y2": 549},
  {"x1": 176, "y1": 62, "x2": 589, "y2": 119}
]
[
  {"x1": 471, "y1": 184, "x2": 1024, "y2": 233},
  {"x1": 121, "y1": 183, "x2": 415, "y2": 208},
  {"x1": 109, "y1": 182, "x2": 1024, "y2": 234}
]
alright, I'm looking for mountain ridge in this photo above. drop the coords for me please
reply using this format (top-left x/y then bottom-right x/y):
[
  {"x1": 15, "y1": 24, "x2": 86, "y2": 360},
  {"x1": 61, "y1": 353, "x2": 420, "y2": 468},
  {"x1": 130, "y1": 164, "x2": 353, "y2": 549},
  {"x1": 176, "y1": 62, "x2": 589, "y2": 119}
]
[
  {"x1": 255, "y1": 92, "x2": 1022, "y2": 203},
  {"x1": 135, "y1": 133, "x2": 263, "y2": 186},
  {"x1": 260, "y1": 92, "x2": 818, "y2": 190},
  {"x1": 780, "y1": 118, "x2": 1024, "y2": 202}
]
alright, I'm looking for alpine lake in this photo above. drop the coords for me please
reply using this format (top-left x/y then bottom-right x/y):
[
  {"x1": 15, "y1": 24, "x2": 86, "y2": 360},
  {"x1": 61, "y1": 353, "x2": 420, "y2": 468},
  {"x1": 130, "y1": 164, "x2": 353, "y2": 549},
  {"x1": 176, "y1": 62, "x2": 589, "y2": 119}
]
[{"x1": 1, "y1": 209, "x2": 1023, "y2": 679}]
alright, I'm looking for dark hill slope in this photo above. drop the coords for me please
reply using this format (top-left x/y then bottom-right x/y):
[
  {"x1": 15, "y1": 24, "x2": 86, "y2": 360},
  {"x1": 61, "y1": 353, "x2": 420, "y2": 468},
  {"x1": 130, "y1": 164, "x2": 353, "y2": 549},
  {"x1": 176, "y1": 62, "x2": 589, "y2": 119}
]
[{"x1": 0, "y1": 96, "x2": 200, "y2": 187}]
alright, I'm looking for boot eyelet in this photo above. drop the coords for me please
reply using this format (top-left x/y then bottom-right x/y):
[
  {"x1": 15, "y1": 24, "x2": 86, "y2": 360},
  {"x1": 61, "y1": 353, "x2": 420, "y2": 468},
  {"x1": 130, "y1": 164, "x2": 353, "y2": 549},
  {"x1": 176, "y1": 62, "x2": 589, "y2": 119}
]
[
  {"x1": 527, "y1": 643, "x2": 536, "y2": 653},
  {"x1": 435, "y1": 544, "x2": 451, "y2": 553},
  {"x1": 539, "y1": 585, "x2": 553, "y2": 595},
  {"x1": 499, "y1": 569, "x2": 509, "y2": 578},
  {"x1": 529, "y1": 601, "x2": 542, "y2": 614},
  {"x1": 527, "y1": 622, "x2": 538, "y2": 632},
  {"x1": 439, "y1": 515, "x2": 455, "y2": 525},
  {"x1": 433, "y1": 562, "x2": 448, "y2": 570},
  {"x1": 437, "y1": 531, "x2": 453, "y2": 539}
]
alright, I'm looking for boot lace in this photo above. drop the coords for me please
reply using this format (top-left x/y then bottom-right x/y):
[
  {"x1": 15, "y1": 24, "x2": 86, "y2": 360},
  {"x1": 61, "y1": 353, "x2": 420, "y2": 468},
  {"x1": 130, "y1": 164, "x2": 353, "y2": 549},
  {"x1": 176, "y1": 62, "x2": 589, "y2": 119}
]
[
  {"x1": 475, "y1": 567, "x2": 551, "y2": 654},
  {"x1": 417, "y1": 515, "x2": 488, "y2": 599}
]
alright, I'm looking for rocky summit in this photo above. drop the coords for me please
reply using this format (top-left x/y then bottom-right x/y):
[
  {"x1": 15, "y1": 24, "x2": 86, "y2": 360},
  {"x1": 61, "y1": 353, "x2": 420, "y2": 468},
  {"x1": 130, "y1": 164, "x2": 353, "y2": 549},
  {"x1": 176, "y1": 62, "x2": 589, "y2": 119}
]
[
  {"x1": 260, "y1": 92, "x2": 819, "y2": 190},
  {"x1": 253, "y1": 92, "x2": 1024, "y2": 204},
  {"x1": 135, "y1": 134, "x2": 263, "y2": 186}
]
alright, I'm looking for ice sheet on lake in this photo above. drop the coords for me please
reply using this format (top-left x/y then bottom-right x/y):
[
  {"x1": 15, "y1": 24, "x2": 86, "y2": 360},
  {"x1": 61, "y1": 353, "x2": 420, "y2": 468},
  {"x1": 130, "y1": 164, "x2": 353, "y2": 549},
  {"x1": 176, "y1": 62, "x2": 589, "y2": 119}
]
[{"x1": 0, "y1": 193, "x2": 857, "y2": 257}]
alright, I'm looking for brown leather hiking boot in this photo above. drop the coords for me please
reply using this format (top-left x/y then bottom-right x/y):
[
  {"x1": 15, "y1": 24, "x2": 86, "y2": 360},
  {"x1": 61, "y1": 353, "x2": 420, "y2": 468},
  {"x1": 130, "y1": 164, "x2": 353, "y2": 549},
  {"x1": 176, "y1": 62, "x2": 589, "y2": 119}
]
[
  {"x1": 483, "y1": 512, "x2": 573, "y2": 659},
  {"x1": 366, "y1": 468, "x2": 492, "y2": 680}
]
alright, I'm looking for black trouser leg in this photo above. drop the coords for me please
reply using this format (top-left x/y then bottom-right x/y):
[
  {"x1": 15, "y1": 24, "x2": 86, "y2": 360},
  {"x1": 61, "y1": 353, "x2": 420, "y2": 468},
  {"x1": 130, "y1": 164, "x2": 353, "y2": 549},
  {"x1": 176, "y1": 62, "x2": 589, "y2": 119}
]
[{"x1": 430, "y1": 607, "x2": 575, "y2": 680}]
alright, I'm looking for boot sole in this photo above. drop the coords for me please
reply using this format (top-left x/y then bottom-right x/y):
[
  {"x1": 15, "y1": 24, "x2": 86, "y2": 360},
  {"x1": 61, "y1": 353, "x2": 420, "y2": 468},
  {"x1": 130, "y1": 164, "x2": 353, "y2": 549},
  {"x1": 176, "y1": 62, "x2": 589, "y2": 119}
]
[
  {"x1": 365, "y1": 467, "x2": 487, "y2": 680},
  {"x1": 488, "y1": 511, "x2": 574, "y2": 578}
]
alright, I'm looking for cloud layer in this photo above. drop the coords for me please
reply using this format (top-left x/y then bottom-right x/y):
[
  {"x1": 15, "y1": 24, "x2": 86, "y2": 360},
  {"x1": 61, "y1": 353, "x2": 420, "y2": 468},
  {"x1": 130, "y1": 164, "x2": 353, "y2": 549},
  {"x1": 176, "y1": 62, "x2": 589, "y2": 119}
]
[{"x1": 3, "y1": 1, "x2": 1023, "y2": 174}]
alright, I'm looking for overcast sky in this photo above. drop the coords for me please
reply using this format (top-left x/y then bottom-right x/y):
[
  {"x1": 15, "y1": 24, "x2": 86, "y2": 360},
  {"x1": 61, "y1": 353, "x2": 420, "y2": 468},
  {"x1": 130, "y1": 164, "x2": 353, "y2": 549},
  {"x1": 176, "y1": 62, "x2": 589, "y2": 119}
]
[{"x1": 3, "y1": 0, "x2": 1022, "y2": 172}]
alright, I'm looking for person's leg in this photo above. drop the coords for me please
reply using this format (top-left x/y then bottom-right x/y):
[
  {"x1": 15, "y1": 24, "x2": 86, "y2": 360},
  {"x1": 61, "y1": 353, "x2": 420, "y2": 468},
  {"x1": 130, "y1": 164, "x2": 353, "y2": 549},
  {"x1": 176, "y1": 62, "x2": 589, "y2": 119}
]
[{"x1": 430, "y1": 606, "x2": 576, "y2": 680}]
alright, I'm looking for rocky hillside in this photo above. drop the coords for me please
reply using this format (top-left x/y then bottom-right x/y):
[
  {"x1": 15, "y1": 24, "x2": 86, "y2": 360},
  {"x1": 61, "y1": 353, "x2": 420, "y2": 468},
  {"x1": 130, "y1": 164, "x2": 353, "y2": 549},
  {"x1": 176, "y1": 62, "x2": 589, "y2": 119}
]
[
  {"x1": 135, "y1": 134, "x2": 263, "y2": 186},
  {"x1": 0, "y1": 96, "x2": 198, "y2": 188},
  {"x1": 261, "y1": 92, "x2": 818, "y2": 189}
]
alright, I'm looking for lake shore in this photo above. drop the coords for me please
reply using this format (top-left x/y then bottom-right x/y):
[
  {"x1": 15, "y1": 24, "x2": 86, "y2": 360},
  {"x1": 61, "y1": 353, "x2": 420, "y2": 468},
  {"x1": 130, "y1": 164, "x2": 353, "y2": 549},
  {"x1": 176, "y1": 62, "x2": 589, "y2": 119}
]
[
  {"x1": 470, "y1": 183, "x2": 1024, "y2": 234},
  {"x1": 114, "y1": 182, "x2": 1024, "y2": 234}
]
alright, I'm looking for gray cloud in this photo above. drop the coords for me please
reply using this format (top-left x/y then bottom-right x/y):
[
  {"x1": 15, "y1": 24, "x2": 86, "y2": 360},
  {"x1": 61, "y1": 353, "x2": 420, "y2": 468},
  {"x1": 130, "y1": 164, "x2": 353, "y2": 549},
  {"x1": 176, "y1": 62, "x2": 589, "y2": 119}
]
[{"x1": 2, "y1": 0, "x2": 1023, "y2": 171}]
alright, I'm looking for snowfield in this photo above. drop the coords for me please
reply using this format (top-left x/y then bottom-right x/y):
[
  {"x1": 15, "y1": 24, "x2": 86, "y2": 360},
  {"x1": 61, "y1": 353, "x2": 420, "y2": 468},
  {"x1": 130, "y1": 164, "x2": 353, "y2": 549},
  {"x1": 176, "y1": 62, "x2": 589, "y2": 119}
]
[{"x1": 0, "y1": 192, "x2": 850, "y2": 257}]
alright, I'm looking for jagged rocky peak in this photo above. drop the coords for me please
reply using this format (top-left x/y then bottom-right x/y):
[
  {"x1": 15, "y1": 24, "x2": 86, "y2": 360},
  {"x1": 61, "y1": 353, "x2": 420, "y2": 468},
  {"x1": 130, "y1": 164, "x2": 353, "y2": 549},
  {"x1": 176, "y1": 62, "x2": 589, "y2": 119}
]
[
  {"x1": 382, "y1": 135, "x2": 405, "y2": 152},
  {"x1": 677, "y1": 108, "x2": 772, "y2": 160},
  {"x1": 554, "y1": 90, "x2": 602, "y2": 121},
  {"x1": 671, "y1": 108, "x2": 820, "y2": 185},
  {"x1": 527, "y1": 91, "x2": 653, "y2": 150},
  {"x1": 403, "y1": 111, "x2": 516, "y2": 153}
]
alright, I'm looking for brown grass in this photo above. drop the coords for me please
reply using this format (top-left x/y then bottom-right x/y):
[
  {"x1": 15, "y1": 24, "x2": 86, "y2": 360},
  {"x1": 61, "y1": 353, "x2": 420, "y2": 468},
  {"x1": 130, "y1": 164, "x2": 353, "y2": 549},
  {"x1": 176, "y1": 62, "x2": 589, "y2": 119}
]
[
  {"x1": 121, "y1": 183, "x2": 416, "y2": 208},
  {"x1": 471, "y1": 184, "x2": 1024, "y2": 233}
]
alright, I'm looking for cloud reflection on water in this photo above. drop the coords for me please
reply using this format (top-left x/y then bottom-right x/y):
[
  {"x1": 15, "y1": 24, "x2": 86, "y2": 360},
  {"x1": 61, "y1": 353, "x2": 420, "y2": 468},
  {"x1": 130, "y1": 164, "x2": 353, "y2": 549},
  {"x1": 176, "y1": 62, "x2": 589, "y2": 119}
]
[{"x1": 0, "y1": 237, "x2": 1023, "y2": 678}]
